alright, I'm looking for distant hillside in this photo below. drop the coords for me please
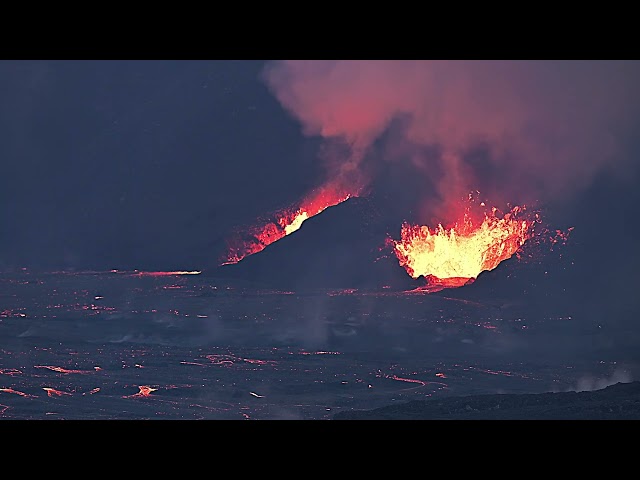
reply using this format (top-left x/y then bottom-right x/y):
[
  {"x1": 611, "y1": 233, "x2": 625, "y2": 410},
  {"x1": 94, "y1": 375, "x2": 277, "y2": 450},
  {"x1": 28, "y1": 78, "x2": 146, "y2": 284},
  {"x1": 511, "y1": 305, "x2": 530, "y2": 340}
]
[
  {"x1": 334, "y1": 381, "x2": 640, "y2": 419},
  {"x1": 209, "y1": 197, "x2": 421, "y2": 291}
]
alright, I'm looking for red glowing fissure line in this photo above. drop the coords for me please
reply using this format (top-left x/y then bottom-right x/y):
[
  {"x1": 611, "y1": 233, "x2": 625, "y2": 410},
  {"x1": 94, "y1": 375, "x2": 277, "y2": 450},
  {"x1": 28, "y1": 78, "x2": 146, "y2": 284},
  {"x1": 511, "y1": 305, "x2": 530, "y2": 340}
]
[
  {"x1": 34, "y1": 365, "x2": 93, "y2": 374},
  {"x1": 386, "y1": 374, "x2": 428, "y2": 386},
  {"x1": 0, "y1": 388, "x2": 35, "y2": 398},
  {"x1": 132, "y1": 271, "x2": 201, "y2": 277},
  {"x1": 43, "y1": 387, "x2": 72, "y2": 397},
  {"x1": 224, "y1": 189, "x2": 355, "y2": 264},
  {"x1": 379, "y1": 373, "x2": 448, "y2": 389}
]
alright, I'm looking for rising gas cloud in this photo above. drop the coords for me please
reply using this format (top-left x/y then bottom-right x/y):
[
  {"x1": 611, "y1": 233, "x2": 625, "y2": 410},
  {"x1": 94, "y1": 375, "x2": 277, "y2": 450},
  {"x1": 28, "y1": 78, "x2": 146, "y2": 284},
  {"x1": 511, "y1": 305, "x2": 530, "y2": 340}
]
[{"x1": 262, "y1": 60, "x2": 640, "y2": 221}]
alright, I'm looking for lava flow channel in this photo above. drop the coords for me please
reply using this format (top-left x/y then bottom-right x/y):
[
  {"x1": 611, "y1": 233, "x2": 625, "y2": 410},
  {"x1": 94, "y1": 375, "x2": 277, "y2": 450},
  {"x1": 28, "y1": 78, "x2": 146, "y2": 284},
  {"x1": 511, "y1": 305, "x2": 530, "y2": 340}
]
[
  {"x1": 391, "y1": 204, "x2": 535, "y2": 291},
  {"x1": 224, "y1": 184, "x2": 355, "y2": 264}
]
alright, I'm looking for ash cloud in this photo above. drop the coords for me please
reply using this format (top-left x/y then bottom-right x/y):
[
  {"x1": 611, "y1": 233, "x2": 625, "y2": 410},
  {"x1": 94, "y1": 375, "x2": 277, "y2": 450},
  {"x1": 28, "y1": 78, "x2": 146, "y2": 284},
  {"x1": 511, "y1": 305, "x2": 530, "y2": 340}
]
[{"x1": 262, "y1": 61, "x2": 640, "y2": 220}]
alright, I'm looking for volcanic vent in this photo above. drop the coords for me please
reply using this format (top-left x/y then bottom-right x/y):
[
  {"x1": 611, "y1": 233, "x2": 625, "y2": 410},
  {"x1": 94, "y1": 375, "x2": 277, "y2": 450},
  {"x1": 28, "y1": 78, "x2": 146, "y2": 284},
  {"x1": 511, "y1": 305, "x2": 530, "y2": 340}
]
[
  {"x1": 389, "y1": 199, "x2": 537, "y2": 292},
  {"x1": 212, "y1": 189, "x2": 551, "y2": 292},
  {"x1": 214, "y1": 196, "x2": 421, "y2": 291},
  {"x1": 223, "y1": 181, "x2": 359, "y2": 265}
]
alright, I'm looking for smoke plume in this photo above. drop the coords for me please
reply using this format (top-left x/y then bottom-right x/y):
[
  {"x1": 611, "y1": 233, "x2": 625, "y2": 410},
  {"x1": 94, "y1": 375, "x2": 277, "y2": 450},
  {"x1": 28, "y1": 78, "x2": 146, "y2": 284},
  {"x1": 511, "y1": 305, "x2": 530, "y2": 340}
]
[{"x1": 262, "y1": 60, "x2": 640, "y2": 220}]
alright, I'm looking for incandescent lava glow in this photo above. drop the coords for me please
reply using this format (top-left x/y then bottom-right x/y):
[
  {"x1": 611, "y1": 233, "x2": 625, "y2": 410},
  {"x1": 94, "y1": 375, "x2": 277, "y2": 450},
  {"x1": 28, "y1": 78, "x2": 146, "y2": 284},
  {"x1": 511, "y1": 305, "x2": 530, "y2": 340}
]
[
  {"x1": 224, "y1": 183, "x2": 356, "y2": 264},
  {"x1": 132, "y1": 271, "x2": 201, "y2": 277},
  {"x1": 283, "y1": 210, "x2": 309, "y2": 235},
  {"x1": 391, "y1": 200, "x2": 536, "y2": 291}
]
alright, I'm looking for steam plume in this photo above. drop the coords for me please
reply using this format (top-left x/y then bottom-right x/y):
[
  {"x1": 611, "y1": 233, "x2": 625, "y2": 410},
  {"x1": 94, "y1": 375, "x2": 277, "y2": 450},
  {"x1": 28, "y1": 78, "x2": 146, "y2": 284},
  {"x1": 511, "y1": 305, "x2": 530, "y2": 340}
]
[{"x1": 263, "y1": 60, "x2": 640, "y2": 217}]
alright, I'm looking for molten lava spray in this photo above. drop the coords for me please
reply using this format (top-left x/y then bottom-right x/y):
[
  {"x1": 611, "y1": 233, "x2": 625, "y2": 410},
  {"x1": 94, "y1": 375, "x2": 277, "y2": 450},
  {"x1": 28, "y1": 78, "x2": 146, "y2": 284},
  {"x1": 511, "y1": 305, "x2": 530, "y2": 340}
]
[
  {"x1": 224, "y1": 181, "x2": 358, "y2": 264},
  {"x1": 391, "y1": 197, "x2": 536, "y2": 291}
]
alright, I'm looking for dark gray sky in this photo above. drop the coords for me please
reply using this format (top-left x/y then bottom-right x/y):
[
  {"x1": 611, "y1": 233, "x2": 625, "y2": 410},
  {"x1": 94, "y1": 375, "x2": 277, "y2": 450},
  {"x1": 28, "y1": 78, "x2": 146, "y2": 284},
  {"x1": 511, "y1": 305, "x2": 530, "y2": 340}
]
[
  {"x1": 1, "y1": 60, "x2": 327, "y2": 270},
  {"x1": 1, "y1": 60, "x2": 639, "y2": 290}
]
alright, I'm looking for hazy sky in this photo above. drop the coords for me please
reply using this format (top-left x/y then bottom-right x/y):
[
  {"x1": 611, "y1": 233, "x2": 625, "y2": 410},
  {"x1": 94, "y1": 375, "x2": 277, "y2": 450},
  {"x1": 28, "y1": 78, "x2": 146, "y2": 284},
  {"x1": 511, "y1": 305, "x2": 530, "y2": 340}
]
[
  {"x1": 1, "y1": 60, "x2": 639, "y2": 285},
  {"x1": 1, "y1": 61, "x2": 319, "y2": 270}
]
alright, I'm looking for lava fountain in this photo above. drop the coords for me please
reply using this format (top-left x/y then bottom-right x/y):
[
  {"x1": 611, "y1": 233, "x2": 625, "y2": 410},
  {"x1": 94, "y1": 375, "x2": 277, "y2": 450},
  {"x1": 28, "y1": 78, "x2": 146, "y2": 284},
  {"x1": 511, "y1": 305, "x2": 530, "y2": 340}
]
[
  {"x1": 391, "y1": 199, "x2": 536, "y2": 292},
  {"x1": 223, "y1": 182, "x2": 357, "y2": 265}
]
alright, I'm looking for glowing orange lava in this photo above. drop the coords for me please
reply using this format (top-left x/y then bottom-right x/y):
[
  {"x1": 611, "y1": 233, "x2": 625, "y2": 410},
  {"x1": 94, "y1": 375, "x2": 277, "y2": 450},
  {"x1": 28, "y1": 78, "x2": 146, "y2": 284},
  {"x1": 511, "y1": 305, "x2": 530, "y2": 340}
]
[
  {"x1": 224, "y1": 183, "x2": 356, "y2": 264},
  {"x1": 392, "y1": 202, "x2": 535, "y2": 291},
  {"x1": 124, "y1": 385, "x2": 158, "y2": 398},
  {"x1": 34, "y1": 365, "x2": 93, "y2": 374},
  {"x1": 0, "y1": 388, "x2": 34, "y2": 398},
  {"x1": 43, "y1": 387, "x2": 71, "y2": 397},
  {"x1": 132, "y1": 271, "x2": 201, "y2": 277}
]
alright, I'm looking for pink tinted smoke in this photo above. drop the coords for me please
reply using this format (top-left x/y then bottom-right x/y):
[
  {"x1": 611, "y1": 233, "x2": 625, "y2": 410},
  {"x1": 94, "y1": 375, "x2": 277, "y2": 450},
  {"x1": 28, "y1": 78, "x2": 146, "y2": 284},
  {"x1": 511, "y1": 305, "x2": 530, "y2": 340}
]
[{"x1": 263, "y1": 60, "x2": 640, "y2": 206}]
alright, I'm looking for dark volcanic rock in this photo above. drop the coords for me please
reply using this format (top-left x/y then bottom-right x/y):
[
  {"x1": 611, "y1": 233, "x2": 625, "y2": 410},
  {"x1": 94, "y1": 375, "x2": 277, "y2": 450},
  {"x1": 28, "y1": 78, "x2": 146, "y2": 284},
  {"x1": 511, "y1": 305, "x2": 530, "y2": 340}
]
[
  {"x1": 334, "y1": 381, "x2": 640, "y2": 419},
  {"x1": 207, "y1": 197, "x2": 422, "y2": 291}
]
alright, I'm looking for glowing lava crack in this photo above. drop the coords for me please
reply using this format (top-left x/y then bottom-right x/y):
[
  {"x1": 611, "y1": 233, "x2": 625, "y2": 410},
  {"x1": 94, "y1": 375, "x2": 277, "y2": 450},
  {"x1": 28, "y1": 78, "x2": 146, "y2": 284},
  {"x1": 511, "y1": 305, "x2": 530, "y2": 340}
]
[
  {"x1": 391, "y1": 205, "x2": 535, "y2": 291},
  {"x1": 224, "y1": 183, "x2": 356, "y2": 265}
]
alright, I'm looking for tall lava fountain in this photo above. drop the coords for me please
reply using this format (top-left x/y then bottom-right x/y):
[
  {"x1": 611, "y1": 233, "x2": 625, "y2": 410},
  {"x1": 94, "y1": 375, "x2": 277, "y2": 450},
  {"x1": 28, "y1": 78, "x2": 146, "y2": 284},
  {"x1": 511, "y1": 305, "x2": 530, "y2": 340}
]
[{"x1": 389, "y1": 196, "x2": 537, "y2": 291}]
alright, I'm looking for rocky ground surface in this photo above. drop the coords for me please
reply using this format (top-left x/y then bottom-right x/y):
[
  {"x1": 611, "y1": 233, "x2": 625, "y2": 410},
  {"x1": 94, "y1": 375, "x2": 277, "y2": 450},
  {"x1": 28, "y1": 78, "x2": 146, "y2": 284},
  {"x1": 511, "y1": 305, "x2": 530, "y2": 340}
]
[{"x1": 334, "y1": 381, "x2": 640, "y2": 419}]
